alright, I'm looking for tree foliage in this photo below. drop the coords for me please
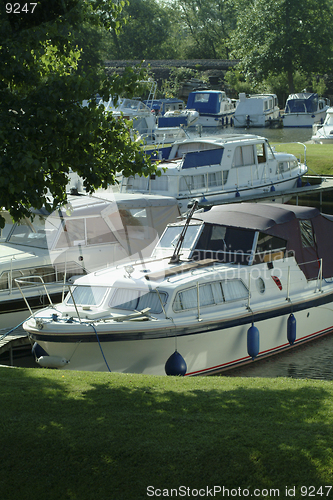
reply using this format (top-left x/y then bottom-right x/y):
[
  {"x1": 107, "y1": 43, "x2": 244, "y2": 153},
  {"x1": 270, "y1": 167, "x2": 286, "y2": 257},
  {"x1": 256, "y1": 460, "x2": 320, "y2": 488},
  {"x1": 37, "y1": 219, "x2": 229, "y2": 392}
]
[
  {"x1": 230, "y1": 0, "x2": 333, "y2": 92},
  {"x1": 0, "y1": 0, "x2": 156, "y2": 227},
  {"x1": 106, "y1": 0, "x2": 179, "y2": 59},
  {"x1": 175, "y1": 0, "x2": 237, "y2": 59}
]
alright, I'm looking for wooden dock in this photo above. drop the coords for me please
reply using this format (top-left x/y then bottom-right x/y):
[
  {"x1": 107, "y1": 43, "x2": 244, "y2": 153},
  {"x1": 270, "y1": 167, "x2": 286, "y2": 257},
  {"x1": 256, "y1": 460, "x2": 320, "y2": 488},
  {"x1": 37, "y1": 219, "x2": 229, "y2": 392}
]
[{"x1": 0, "y1": 325, "x2": 31, "y2": 366}]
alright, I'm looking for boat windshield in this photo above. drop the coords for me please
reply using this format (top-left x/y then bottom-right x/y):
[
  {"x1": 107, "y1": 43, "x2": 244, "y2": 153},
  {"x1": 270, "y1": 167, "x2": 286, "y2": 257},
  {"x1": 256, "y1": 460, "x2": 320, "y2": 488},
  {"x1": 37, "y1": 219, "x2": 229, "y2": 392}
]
[
  {"x1": 67, "y1": 286, "x2": 109, "y2": 306},
  {"x1": 153, "y1": 224, "x2": 202, "y2": 257},
  {"x1": 192, "y1": 224, "x2": 255, "y2": 265},
  {"x1": 6, "y1": 216, "x2": 60, "y2": 249}
]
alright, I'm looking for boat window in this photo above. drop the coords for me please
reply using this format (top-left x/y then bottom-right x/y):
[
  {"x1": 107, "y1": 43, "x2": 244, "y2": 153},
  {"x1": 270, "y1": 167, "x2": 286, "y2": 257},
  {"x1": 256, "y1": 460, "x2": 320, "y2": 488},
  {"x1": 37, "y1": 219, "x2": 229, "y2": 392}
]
[
  {"x1": 256, "y1": 143, "x2": 266, "y2": 163},
  {"x1": 182, "y1": 149, "x2": 223, "y2": 169},
  {"x1": 0, "y1": 262, "x2": 86, "y2": 292},
  {"x1": 253, "y1": 232, "x2": 287, "y2": 263},
  {"x1": 67, "y1": 286, "x2": 109, "y2": 306},
  {"x1": 125, "y1": 174, "x2": 168, "y2": 192},
  {"x1": 86, "y1": 217, "x2": 117, "y2": 245},
  {"x1": 266, "y1": 143, "x2": 275, "y2": 160},
  {"x1": 7, "y1": 216, "x2": 58, "y2": 249},
  {"x1": 233, "y1": 146, "x2": 255, "y2": 167},
  {"x1": 56, "y1": 219, "x2": 85, "y2": 248},
  {"x1": 208, "y1": 171, "x2": 228, "y2": 187},
  {"x1": 156, "y1": 224, "x2": 201, "y2": 251},
  {"x1": 56, "y1": 216, "x2": 117, "y2": 248},
  {"x1": 299, "y1": 220, "x2": 315, "y2": 247},
  {"x1": 179, "y1": 174, "x2": 205, "y2": 192},
  {"x1": 110, "y1": 289, "x2": 167, "y2": 314},
  {"x1": 193, "y1": 224, "x2": 255, "y2": 264},
  {"x1": 173, "y1": 279, "x2": 248, "y2": 312},
  {"x1": 194, "y1": 93, "x2": 210, "y2": 103}
]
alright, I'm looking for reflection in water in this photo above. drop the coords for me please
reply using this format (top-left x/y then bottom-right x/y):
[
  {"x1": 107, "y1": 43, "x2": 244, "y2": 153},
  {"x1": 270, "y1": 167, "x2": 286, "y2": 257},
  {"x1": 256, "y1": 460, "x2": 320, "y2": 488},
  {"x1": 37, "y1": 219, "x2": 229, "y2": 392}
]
[{"x1": 225, "y1": 334, "x2": 333, "y2": 381}]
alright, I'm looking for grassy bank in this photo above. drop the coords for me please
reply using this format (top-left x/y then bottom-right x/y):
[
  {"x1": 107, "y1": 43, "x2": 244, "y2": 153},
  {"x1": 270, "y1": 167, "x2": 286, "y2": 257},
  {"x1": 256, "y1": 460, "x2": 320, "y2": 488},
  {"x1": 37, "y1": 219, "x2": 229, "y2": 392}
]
[
  {"x1": 272, "y1": 142, "x2": 333, "y2": 176},
  {"x1": 1, "y1": 367, "x2": 333, "y2": 500}
]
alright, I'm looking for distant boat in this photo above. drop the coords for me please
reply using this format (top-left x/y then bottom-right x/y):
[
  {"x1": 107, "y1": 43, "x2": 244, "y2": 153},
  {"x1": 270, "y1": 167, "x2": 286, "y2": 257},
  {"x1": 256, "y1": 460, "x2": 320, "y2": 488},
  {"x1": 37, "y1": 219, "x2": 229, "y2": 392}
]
[
  {"x1": 234, "y1": 93, "x2": 281, "y2": 128},
  {"x1": 282, "y1": 92, "x2": 330, "y2": 128},
  {"x1": 311, "y1": 107, "x2": 333, "y2": 143},
  {"x1": 143, "y1": 98, "x2": 185, "y2": 116},
  {"x1": 119, "y1": 134, "x2": 307, "y2": 212},
  {"x1": 186, "y1": 90, "x2": 235, "y2": 127}
]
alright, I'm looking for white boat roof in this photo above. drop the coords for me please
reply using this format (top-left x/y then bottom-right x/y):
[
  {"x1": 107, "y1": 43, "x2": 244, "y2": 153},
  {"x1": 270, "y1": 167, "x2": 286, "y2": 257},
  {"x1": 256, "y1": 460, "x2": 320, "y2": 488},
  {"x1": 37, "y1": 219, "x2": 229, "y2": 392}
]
[{"x1": 31, "y1": 193, "x2": 179, "y2": 219}]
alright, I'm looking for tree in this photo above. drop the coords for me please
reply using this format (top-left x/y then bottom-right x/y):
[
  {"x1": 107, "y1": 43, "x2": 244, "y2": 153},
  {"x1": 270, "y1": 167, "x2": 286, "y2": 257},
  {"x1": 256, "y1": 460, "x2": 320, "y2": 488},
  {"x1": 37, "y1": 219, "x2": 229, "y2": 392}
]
[
  {"x1": 107, "y1": 0, "x2": 179, "y2": 59},
  {"x1": 175, "y1": 0, "x2": 237, "y2": 59},
  {"x1": 230, "y1": 0, "x2": 333, "y2": 94},
  {"x1": 0, "y1": 0, "x2": 156, "y2": 227}
]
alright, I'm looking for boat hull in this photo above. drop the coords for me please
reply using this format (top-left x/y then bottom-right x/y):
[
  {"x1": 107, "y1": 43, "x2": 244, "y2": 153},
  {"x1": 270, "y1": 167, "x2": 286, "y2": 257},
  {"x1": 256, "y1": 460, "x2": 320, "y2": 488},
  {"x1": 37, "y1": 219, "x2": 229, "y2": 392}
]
[
  {"x1": 283, "y1": 110, "x2": 327, "y2": 128},
  {"x1": 28, "y1": 294, "x2": 333, "y2": 375},
  {"x1": 196, "y1": 113, "x2": 234, "y2": 127}
]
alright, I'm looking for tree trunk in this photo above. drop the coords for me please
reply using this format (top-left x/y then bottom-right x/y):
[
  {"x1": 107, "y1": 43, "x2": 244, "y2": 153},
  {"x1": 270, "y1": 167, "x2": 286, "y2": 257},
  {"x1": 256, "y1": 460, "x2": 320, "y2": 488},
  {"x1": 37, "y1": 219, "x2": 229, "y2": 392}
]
[{"x1": 288, "y1": 70, "x2": 294, "y2": 94}]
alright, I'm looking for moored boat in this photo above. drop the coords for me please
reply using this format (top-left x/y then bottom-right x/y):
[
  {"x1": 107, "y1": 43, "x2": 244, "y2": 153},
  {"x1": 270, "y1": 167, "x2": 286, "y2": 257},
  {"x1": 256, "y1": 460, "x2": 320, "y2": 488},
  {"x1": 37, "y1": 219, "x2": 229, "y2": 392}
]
[
  {"x1": 23, "y1": 202, "x2": 333, "y2": 375},
  {"x1": 0, "y1": 193, "x2": 180, "y2": 330},
  {"x1": 311, "y1": 107, "x2": 333, "y2": 143},
  {"x1": 186, "y1": 90, "x2": 235, "y2": 127},
  {"x1": 282, "y1": 92, "x2": 330, "y2": 128},
  {"x1": 119, "y1": 134, "x2": 307, "y2": 212},
  {"x1": 234, "y1": 93, "x2": 281, "y2": 128}
]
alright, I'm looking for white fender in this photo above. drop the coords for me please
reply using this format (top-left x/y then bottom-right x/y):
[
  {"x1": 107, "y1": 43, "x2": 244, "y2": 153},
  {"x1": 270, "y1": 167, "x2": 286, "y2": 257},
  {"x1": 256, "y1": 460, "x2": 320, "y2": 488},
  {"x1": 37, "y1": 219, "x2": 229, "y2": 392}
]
[{"x1": 37, "y1": 356, "x2": 69, "y2": 368}]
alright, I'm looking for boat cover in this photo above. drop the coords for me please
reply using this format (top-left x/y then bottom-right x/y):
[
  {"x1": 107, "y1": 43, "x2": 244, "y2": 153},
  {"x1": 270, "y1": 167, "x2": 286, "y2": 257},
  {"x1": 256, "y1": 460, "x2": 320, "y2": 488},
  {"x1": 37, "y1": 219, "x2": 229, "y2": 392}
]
[
  {"x1": 187, "y1": 91, "x2": 223, "y2": 115},
  {"x1": 195, "y1": 203, "x2": 333, "y2": 280},
  {"x1": 285, "y1": 93, "x2": 319, "y2": 113}
]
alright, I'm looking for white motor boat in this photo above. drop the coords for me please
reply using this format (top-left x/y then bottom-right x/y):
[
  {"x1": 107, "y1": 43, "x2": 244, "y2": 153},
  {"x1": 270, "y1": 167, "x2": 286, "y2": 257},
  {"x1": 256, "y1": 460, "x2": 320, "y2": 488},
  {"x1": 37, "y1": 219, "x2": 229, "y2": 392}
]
[
  {"x1": 0, "y1": 193, "x2": 180, "y2": 331},
  {"x1": 234, "y1": 93, "x2": 281, "y2": 128},
  {"x1": 186, "y1": 90, "x2": 235, "y2": 127},
  {"x1": 119, "y1": 134, "x2": 308, "y2": 212},
  {"x1": 102, "y1": 97, "x2": 189, "y2": 146},
  {"x1": 159, "y1": 109, "x2": 199, "y2": 128},
  {"x1": 282, "y1": 92, "x2": 330, "y2": 128},
  {"x1": 311, "y1": 107, "x2": 333, "y2": 143},
  {"x1": 23, "y1": 202, "x2": 333, "y2": 375}
]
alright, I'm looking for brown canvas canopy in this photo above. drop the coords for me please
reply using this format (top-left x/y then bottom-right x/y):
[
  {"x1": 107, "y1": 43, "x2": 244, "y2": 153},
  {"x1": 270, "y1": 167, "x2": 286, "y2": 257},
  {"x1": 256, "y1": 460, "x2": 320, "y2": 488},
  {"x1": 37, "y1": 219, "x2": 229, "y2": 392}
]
[{"x1": 196, "y1": 203, "x2": 333, "y2": 280}]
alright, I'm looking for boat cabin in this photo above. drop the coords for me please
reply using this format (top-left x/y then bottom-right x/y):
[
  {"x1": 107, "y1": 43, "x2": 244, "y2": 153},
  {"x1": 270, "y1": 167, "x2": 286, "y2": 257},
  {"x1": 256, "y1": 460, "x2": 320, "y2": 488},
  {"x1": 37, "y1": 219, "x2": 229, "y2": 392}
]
[
  {"x1": 153, "y1": 203, "x2": 333, "y2": 280},
  {"x1": 284, "y1": 93, "x2": 327, "y2": 114},
  {"x1": 186, "y1": 90, "x2": 232, "y2": 116}
]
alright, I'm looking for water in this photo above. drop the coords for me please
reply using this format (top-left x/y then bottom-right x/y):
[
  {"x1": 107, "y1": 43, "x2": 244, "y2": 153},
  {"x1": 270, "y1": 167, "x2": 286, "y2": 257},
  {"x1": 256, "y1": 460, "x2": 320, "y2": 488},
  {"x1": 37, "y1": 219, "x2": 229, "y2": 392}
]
[
  {"x1": 225, "y1": 335, "x2": 333, "y2": 380},
  {"x1": 189, "y1": 124, "x2": 313, "y2": 144}
]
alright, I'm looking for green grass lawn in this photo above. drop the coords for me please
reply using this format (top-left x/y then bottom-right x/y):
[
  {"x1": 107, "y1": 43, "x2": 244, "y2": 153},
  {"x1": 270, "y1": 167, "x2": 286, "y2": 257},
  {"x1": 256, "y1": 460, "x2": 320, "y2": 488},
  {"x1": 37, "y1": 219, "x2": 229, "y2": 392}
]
[
  {"x1": 1, "y1": 367, "x2": 333, "y2": 500},
  {"x1": 272, "y1": 142, "x2": 333, "y2": 176}
]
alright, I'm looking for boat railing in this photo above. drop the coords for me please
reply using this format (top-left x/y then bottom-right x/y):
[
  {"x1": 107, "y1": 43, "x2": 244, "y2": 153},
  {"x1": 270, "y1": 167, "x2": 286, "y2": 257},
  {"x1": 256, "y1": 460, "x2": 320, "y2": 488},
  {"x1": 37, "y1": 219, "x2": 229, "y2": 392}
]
[
  {"x1": 15, "y1": 276, "x2": 57, "y2": 316},
  {"x1": 14, "y1": 276, "x2": 81, "y2": 320}
]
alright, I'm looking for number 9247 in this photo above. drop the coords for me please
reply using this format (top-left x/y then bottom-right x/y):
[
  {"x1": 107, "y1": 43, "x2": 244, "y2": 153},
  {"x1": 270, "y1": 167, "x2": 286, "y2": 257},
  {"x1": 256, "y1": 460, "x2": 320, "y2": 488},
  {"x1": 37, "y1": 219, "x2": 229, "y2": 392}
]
[{"x1": 6, "y1": 3, "x2": 37, "y2": 14}]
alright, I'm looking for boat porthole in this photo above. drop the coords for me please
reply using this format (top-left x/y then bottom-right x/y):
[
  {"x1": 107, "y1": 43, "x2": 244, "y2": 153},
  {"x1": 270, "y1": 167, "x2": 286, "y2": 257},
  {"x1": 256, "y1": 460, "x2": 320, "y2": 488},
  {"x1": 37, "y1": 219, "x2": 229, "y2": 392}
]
[
  {"x1": 256, "y1": 277, "x2": 265, "y2": 294},
  {"x1": 307, "y1": 312, "x2": 310, "y2": 318}
]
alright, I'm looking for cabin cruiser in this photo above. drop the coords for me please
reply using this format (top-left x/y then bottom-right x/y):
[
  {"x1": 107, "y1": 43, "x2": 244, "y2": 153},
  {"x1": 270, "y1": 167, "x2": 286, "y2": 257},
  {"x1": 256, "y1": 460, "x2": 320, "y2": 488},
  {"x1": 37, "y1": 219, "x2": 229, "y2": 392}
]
[
  {"x1": 119, "y1": 134, "x2": 308, "y2": 212},
  {"x1": 186, "y1": 90, "x2": 235, "y2": 127},
  {"x1": 101, "y1": 97, "x2": 189, "y2": 146},
  {"x1": 23, "y1": 202, "x2": 333, "y2": 375},
  {"x1": 234, "y1": 93, "x2": 281, "y2": 128},
  {"x1": 282, "y1": 92, "x2": 330, "y2": 128},
  {"x1": 311, "y1": 107, "x2": 333, "y2": 143},
  {"x1": 0, "y1": 193, "x2": 180, "y2": 330}
]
